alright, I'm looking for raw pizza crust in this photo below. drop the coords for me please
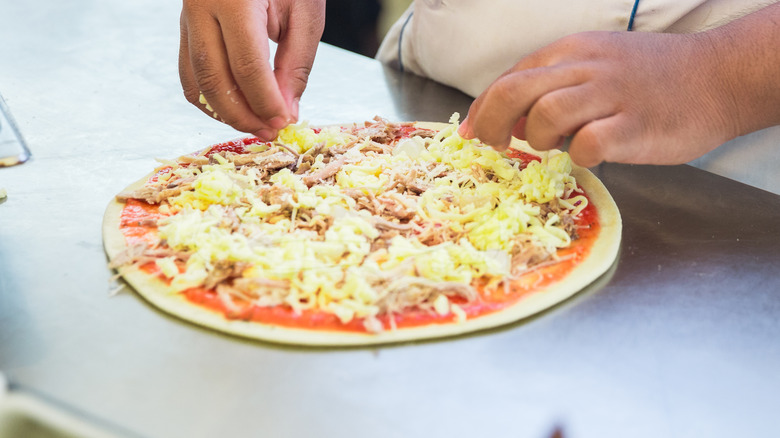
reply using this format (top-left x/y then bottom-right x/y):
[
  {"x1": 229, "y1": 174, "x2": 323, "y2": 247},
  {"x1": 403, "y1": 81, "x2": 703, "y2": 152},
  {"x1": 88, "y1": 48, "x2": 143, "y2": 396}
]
[{"x1": 103, "y1": 122, "x2": 621, "y2": 346}]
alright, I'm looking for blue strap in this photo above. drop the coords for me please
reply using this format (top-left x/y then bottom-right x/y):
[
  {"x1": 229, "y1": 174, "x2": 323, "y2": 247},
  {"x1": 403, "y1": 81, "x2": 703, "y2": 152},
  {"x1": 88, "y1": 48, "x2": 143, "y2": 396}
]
[
  {"x1": 398, "y1": 11, "x2": 414, "y2": 73},
  {"x1": 627, "y1": 0, "x2": 640, "y2": 31}
]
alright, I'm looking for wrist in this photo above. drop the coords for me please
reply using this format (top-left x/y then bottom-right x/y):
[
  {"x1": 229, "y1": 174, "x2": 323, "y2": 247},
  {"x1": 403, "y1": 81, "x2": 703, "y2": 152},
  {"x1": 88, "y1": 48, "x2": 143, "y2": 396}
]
[{"x1": 699, "y1": 4, "x2": 780, "y2": 139}]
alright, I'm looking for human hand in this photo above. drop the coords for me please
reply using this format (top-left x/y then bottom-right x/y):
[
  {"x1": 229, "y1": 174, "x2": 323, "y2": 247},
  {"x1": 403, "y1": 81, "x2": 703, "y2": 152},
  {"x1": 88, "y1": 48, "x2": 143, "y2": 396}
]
[
  {"x1": 457, "y1": 31, "x2": 740, "y2": 167},
  {"x1": 179, "y1": 0, "x2": 326, "y2": 140}
]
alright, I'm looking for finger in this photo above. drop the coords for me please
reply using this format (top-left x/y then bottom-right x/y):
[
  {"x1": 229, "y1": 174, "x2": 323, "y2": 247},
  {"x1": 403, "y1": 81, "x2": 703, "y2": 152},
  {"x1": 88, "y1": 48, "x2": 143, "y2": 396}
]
[
  {"x1": 186, "y1": 10, "x2": 276, "y2": 139},
  {"x1": 273, "y1": 1, "x2": 325, "y2": 121},
  {"x1": 179, "y1": 14, "x2": 197, "y2": 102},
  {"x1": 568, "y1": 113, "x2": 640, "y2": 167},
  {"x1": 181, "y1": 14, "x2": 232, "y2": 122},
  {"x1": 180, "y1": 13, "x2": 213, "y2": 118},
  {"x1": 511, "y1": 116, "x2": 527, "y2": 140},
  {"x1": 494, "y1": 33, "x2": 594, "y2": 81},
  {"x1": 220, "y1": 5, "x2": 291, "y2": 128},
  {"x1": 457, "y1": 115, "x2": 474, "y2": 139},
  {"x1": 458, "y1": 37, "x2": 582, "y2": 143},
  {"x1": 462, "y1": 116, "x2": 527, "y2": 141},
  {"x1": 466, "y1": 65, "x2": 586, "y2": 150},
  {"x1": 524, "y1": 82, "x2": 617, "y2": 151}
]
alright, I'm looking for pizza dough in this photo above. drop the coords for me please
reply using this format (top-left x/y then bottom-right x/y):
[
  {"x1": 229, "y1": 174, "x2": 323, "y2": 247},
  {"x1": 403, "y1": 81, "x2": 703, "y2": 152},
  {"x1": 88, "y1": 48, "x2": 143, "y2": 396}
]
[{"x1": 103, "y1": 119, "x2": 621, "y2": 346}]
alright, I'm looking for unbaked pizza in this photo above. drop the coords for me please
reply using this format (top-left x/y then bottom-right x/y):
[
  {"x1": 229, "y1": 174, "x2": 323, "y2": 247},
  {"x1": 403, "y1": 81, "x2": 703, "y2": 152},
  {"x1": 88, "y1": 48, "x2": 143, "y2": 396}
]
[{"x1": 103, "y1": 114, "x2": 621, "y2": 345}]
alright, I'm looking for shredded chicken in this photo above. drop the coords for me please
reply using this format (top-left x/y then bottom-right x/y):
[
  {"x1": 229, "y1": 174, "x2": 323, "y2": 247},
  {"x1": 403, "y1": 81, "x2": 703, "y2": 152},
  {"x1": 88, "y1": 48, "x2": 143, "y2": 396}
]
[
  {"x1": 177, "y1": 155, "x2": 209, "y2": 166},
  {"x1": 204, "y1": 261, "x2": 249, "y2": 289},
  {"x1": 257, "y1": 185, "x2": 294, "y2": 208},
  {"x1": 509, "y1": 235, "x2": 555, "y2": 275},
  {"x1": 253, "y1": 151, "x2": 297, "y2": 170},
  {"x1": 109, "y1": 242, "x2": 189, "y2": 270},
  {"x1": 303, "y1": 155, "x2": 347, "y2": 187},
  {"x1": 116, "y1": 177, "x2": 195, "y2": 205}
]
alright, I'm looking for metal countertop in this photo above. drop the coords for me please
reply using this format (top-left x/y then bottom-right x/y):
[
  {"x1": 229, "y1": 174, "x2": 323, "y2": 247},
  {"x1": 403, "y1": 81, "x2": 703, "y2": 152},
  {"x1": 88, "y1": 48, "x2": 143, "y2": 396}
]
[{"x1": 1, "y1": 1, "x2": 779, "y2": 437}]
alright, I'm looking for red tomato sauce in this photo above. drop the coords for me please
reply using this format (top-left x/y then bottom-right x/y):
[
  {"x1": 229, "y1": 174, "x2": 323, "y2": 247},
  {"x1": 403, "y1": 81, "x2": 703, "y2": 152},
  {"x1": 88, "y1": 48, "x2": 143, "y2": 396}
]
[
  {"x1": 120, "y1": 199, "x2": 166, "y2": 245},
  {"x1": 118, "y1": 134, "x2": 599, "y2": 333},
  {"x1": 506, "y1": 149, "x2": 542, "y2": 166},
  {"x1": 204, "y1": 137, "x2": 271, "y2": 156},
  {"x1": 395, "y1": 124, "x2": 421, "y2": 138}
]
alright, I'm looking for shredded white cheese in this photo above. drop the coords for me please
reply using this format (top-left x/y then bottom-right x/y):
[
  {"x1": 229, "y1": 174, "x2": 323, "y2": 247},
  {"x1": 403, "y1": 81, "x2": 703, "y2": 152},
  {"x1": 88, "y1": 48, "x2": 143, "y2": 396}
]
[{"x1": 118, "y1": 114, "x2": 589, "y2": 331}]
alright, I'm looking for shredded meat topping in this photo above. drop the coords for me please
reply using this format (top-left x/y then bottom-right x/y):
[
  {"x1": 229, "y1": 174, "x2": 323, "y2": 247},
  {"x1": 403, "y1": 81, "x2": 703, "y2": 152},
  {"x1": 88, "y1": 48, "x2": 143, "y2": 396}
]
[{"x1": 303, "y1": 155, "x2": 347, "y2": 187}]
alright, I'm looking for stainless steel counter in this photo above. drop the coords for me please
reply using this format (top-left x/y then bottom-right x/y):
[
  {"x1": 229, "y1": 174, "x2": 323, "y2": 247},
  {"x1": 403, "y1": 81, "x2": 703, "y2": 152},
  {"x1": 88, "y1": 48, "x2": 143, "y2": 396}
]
[{"x1": 2, "y1": 1, "x2": 780, "y2": 437}]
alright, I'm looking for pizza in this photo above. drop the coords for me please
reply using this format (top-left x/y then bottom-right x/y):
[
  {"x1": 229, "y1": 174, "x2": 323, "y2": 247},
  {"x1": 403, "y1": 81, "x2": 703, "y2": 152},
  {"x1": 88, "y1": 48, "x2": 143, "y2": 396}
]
[{"x1": 103, "y1": 114, "x2": 621, "y2": 345}]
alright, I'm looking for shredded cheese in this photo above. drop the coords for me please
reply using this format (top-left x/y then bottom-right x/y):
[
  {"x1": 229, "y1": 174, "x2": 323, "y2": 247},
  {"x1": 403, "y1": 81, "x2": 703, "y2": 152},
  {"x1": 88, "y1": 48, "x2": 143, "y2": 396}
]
[{"x1": 120, "y1": 114, "x2": 589, "y2": 331}]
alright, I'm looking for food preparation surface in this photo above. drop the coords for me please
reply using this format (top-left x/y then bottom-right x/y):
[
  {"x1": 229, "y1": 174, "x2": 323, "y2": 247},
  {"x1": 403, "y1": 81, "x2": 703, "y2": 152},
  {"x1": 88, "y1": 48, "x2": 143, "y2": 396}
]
[{"x1": 1, "y1": 1, "x2": 779, "y2": 437}]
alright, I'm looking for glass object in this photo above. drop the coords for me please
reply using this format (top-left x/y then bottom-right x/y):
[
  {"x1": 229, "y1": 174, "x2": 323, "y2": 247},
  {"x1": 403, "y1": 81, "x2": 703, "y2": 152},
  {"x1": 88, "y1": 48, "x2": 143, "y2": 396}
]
[{"x1": 0, "y1": 93, "x2": 31, "y2": 167}]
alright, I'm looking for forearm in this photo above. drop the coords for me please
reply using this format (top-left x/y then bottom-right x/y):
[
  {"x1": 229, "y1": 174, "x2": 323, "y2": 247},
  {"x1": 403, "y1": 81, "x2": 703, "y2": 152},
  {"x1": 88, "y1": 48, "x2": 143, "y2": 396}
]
[{"x1": 702, "y1": 2, "x2": 780, "y2": 139}]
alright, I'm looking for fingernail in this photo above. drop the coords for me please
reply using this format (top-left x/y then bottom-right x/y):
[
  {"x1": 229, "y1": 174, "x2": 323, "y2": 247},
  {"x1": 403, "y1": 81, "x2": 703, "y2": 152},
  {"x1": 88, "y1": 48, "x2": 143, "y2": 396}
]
[
  {"x1": 458, "y1": 117, "x2": 473, "y2": 139},
  {"x1": 256, "y1": 129, "x2": 276, "y2": 141},
  {"x1": 269, "y1": 117, "x2": 287, "y2": 130}
]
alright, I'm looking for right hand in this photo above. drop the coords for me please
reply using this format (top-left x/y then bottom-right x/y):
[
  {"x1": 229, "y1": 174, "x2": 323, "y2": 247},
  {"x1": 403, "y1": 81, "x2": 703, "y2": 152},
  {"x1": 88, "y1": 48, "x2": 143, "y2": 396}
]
[
  {"x1": 179, "y1": 0, "x2": 326, "y2": 140},
  {"x1": 458, "y1": 3, "x2": 780, "y2": 168}
]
